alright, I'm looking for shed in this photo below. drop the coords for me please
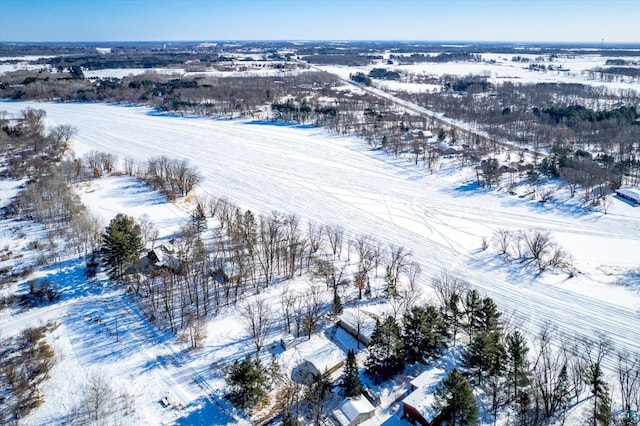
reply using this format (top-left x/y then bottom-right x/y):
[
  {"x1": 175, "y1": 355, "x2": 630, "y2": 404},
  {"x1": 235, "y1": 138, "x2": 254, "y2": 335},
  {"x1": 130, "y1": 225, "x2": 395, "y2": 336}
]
[
  {"x1": 338, "y1": 309, "x2": 378, "y2": 347},
  {"x1": 402, "y1": 367, "x2": 446, "y2": 426},
  {"x1": 280, "y1": 334, "x2": 298, "y2": 351},
  {"x1": 616, "y1": 188, "x2": 640, "y2": 205},
  {"x1": 332, "y1": 396, "x2": 376, "y2": 426}
]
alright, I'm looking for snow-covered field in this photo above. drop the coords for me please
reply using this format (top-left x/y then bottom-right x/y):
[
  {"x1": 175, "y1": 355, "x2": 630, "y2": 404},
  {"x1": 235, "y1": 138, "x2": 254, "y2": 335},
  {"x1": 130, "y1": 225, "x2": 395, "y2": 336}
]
[
  {"x1": 319, "y1": 52, "x2": 640, "y2": 92},
  {"x1": 1, "y1": 100, "x2": 639, "y2": 423}
]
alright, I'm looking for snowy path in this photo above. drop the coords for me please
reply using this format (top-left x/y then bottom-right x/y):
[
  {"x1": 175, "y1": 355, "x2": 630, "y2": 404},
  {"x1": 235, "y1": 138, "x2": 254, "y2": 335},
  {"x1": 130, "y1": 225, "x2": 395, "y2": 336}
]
[{"x1": 2, "y1": 101, "x2": 639, "y2": 365}]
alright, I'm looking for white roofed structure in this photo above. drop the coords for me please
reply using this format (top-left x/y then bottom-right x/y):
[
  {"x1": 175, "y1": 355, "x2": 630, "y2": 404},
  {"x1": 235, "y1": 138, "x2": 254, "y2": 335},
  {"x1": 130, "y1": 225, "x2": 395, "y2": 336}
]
[
  {"x1": 338, "y1": 309, "x2": 378, "y2": 346},
  {"x1": 332, "y1": 396, "x2": 376, "y2": 426},
  {"x1": 616, "y1": 188, "x2": 640, "y2": 204},
  {"x1": 288, "y1": 335, "x2": 345, "y2": 383},
  {"x1": 402, "y1": 367, "x2": 446, "y2": 426}
]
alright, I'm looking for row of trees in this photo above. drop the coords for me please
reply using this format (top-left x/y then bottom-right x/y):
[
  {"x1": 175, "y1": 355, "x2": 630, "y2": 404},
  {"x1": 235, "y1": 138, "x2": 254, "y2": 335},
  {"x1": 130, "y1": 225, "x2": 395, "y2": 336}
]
[
  {"x1": 1, "y1": 109, "x2": 102, "y2": 273},
  {"x1": 490, "y1": 228, "x2": 571, "y2": 274}
]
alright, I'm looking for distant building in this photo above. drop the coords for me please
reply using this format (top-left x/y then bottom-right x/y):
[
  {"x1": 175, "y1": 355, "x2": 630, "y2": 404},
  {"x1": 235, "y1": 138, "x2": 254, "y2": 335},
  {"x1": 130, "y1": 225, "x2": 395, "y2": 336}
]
[
  {"x1": 616, "y1": 188, "x2": 640, "y2": 205},
  {"x1": 332, "y1": 396, "x2": 376, "y2": 426}
]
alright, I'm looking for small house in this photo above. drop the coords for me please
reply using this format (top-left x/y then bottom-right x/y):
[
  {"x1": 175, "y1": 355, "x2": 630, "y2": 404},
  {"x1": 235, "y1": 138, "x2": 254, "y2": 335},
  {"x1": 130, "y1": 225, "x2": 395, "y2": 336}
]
[
  {"x1": 402, "y1": 367, "x2": 446, "y2": 426},
  {"x1": 280, "y1": 334, "x2": 298, "y2": 351},
  {"x1": 332, "y1": 396, "x2": 376, "y2": 426},
  {"x1": 147, "y1": 243, "x2": 183, "y2": 272}
]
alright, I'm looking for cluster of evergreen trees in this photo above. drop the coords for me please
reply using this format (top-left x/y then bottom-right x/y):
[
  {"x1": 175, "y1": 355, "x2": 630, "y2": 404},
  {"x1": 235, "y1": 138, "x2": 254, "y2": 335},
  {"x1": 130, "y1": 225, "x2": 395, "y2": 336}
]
[
  {"x1": 358, "y1": 284, "x2": 623, "y2": 426},
  {"x1": 366, "y1": 303, "x2": 447, "y2": 383}
]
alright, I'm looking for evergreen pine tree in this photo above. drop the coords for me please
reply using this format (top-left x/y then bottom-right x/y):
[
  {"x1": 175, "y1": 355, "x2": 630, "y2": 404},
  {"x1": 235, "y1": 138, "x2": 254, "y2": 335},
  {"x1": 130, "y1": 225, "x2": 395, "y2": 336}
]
[
  {"x1": 463, "y1": 290, "x2": 483, "y2": 339},
  {"x1": 307, "y1": 370, "x2": 332, "y2": 425},
  {"x1": 443, "y1": 293, "x2": 463, "y2": 345},
  {"x1": 479, "y1": 297, "x2": 501, "y2": 333},
  {"x1": 102, "y1": 213, "x2": 144, "y2": 280},
  {"x1": 403, "y1": 304, "x2": 447, "y2": 365},
  {"x1": 433, "y1": 368, "x2": 479, "y2": 425},
  {"x1": 506, "y1": 330, "x2": 530, "y2": 401},
  {"x1": 463, "y1": 331, "x2": 505, "y2": 386},
  {"x1": 227, "y1": 354, "x2": 268, "y2": 410},
  {"x1": 342, "y1": 349, "x2": 363, "y2": 398},
  {"x1": 365, "y1": 316, "x2": 404, "y2": 383},
  {"x1": 191, "y1": 202, "x2": 207, "y2": 233},
  {"x1": 551, "y1": 364, "x2": 570, "y2": 415},
  {"x1": 586, "y1": 362, "x2": 611, "y2": 426}
]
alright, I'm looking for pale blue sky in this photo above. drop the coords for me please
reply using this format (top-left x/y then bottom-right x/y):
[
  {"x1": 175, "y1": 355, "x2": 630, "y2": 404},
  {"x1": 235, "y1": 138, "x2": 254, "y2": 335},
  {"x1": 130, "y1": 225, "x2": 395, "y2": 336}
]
[{"x1": 0, "y1": 0, "x2": 637, "y2": 43}]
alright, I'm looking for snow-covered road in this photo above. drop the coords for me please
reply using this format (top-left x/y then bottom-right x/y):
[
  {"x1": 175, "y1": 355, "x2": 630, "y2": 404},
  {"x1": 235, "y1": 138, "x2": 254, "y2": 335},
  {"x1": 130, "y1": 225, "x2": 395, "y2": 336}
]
[{"x1": 2, "y1": 101, "x2": 639, "y2": 364}]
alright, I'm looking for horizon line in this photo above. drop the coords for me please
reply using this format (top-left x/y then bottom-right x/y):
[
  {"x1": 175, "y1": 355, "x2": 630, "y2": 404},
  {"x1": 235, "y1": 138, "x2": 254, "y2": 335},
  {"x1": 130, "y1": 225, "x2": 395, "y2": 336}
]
[{"x1": 1, "y1": 39, "x2": 639, "y2": 46}]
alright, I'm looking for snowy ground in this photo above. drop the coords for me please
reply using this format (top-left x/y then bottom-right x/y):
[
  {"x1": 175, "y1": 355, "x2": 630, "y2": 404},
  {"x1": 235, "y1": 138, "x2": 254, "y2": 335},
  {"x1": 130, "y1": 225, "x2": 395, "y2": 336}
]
[
  {"x1": 318, "y1": 52, "x2": 640, "y2": 93},
  {"x1": 0, "y1": 100, "x2": 639, "y2": 423}
]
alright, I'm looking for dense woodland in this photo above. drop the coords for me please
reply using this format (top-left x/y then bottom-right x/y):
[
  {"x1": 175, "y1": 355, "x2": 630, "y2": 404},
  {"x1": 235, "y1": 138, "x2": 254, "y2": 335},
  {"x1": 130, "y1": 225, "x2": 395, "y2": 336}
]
[{"x1": 1, "y1": 42, "x2": 640, "y2": 424}]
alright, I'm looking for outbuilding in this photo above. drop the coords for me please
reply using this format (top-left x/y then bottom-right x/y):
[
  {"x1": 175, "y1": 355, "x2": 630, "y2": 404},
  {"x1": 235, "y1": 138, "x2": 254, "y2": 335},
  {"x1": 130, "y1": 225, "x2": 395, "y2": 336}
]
[
  {"x1": 291, "y1": 335, "x2": 345, "y2": 383},
  {"x1": 615, "y1": 188, "x2": 640, "y2": 205},
  {"x1": 402, "y1": 367, "x2": 446, "y2": 426},
  {"x1": 338, "y1": 309, "x2": 378, "y2": 347},
  {"x1": 332, "y1": 396, "x2": 376, "y2": 426}
]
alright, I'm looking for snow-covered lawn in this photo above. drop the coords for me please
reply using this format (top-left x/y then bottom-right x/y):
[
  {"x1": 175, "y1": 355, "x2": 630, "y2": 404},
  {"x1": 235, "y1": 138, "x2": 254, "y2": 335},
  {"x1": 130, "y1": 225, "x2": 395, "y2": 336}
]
[{"x1": 1, "y1": 100, "x2": 639, "y2": 423}]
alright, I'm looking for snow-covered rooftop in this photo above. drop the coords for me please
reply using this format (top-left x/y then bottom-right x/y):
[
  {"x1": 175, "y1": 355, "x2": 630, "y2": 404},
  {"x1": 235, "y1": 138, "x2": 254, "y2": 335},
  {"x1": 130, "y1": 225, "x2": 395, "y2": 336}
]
[
  {"x1": 300, "y1": 336, "x2": 345, "y2": 374},
  {"x1": 333, "y1": 396, "x2": 376, "y2": 426},
  {"x1": 338, "y1": 308, "x2": 378, "y2": 344},
  {"x1": 616, "y1": 188, "x2": 640, "y2": 203},
  {"x1": 403, "y1": 367, "x2": 446, "y2": 422}
]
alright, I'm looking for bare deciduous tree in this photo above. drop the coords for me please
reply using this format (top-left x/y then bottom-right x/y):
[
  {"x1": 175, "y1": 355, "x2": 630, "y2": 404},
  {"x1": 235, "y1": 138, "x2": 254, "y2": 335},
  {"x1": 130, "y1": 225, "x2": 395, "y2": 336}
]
[
  {"x1": 325, "y1": 224, "x2": 344, "y2": 259},
  {"x1": 384, "y1": 245, "x2": 411, "y2": 297},
  {"x1": 431, "y1": 268, "x2": 469, "y2": 309},
  {"x1": 50, "y1": 124, "x2": 77, "y2": 148},
  {"x1": 617, "y1": 350, "x2": 640, "y2": 415},
  {"x1": 241, "y1": 297, "x2": 272, "y2": 354},
  {"x1": 82, "y1": 373, "x2": 113, "y2": 423}
]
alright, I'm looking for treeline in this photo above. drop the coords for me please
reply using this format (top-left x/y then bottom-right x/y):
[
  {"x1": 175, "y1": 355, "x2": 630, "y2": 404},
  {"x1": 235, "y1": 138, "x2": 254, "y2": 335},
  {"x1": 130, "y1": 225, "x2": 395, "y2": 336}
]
[
  {"x1": 0, "y1": 69, "x2": 341, "y2": 119},
  {"x1": 538, "y1": 146, "x2": 632, "y2": 201},
  {"x1": 390, "y1": 52, "x2": 482, "y2": 64},
  {"x1": 540, "y1": 104, "x2": 637, "y2": 126},
  {"x1": 589, "y1": 66, "x2": 640, "y2": 80},
  {"x1": 368, "y1": 68, "x2": 401, "y2": 81},
  {"x1": 45, "y1": 52, "x2": 216, "y2": 71},
  {"x1": 303, "y1": 54, "x2": 373, "y2": 66},
  {"x1": 1, "y1": 109, "x2": 102, "y2": 273}
]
